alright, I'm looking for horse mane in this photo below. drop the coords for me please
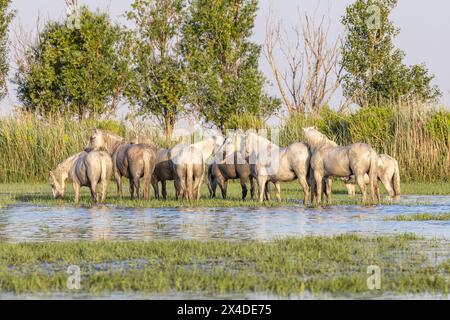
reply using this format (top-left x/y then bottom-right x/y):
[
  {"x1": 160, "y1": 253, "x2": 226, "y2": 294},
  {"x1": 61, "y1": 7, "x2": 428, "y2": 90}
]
[
  {"x1": 247, "y1": 132, "x2": 280, "y2": 152},
  {"x1": 303, "y1": 128, "x2": 338, "y2": 151},
  {"x1": 99, "y1": 130, "x2": 126, "y2": 153},
  {"x1": 53, "y1": 151, "x2": 85, "y2": 180}
]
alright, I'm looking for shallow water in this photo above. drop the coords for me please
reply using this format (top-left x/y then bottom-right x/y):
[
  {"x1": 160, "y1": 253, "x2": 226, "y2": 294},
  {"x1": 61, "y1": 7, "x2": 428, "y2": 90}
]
[
  {"x1": 0, "y1": 195, "x2": 449, "y2": 242},
  {"x1": 1, "y1": 291, "x2": 448, "y2": 300}
]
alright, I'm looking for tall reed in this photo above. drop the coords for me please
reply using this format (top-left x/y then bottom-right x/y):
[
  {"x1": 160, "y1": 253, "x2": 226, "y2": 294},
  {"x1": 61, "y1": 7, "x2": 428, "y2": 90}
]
[{"x1": 279, "y1": 102, "x2": 450, "y2": 182}]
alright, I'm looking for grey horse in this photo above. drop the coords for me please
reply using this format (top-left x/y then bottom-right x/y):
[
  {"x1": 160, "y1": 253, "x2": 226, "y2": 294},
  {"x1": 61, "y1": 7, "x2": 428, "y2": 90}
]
[
  {"x1": 303, "y1": 127, "x2": 378, "y2": 207},
  {"x1": 343, "y1": 154, "x2": 401, "y2": 201},
  {"x1": 244, "y1": 132, "x2": 311, "y2": 205},
  {"x1": 85, "y1": 129, "x2": 156, "y2": 200},
  {"x1": 50, "y1": 150, "x2": 113, "y2": 204},
  {"x1": 207, "y1": 132, "x2": 257, "y2": 200}
]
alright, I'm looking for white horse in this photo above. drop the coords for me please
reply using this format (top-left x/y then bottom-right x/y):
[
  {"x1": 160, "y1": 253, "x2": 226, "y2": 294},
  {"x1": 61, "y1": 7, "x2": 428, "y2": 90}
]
[
  {"x1": 50, "y1": 151, "x2": 113, "y2": 204},
  {"x1": 343, "y1": 154, "x2": 401, "y2": 201},
  {"x1": 303, "y1": 127, "x2": 378, "y2": 207},
  {"x1": 171, "y1": 136, "x2": 225, "y2": 200},
  {"x1": 244, "y1": 132, "x2": 311, "y2": 205}
]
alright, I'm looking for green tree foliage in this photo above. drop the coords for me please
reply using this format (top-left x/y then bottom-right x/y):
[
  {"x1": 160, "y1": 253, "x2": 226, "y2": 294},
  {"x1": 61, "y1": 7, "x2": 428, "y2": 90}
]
[
  {"x1": 14, "y1": 7, "x2": 131, "y2": 119},
  {"x1": 126, "y1": 0, "x2": 187, "y2": 140},
  {"x1": 341, "y1": 0, "x2": 441, "y2": 106},
  {"x1": 182, "y1": 0, "x2": 279, "y2": 132},
  {"x1": 0, "y1": 0, "x2": 14, "y2": 100}
]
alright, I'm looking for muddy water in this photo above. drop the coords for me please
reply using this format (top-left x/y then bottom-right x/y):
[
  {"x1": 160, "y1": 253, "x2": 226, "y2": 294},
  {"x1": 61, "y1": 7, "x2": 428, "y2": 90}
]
[{"x1": 0, "y1": 195, "x2": 449, "y2": 242}]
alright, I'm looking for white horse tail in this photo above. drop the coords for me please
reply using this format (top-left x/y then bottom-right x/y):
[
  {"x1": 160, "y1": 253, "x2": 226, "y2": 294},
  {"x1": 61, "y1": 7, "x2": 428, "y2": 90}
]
[
  {"x1": 392, "y1": 158, "x2": 401, "y2": 198},
  {"x1": 186, "y1": 162, "x2": 194, "y2": 201},
  {"x1": 142, "y1": 149, "x2": 153, "y2": 200},
  {"x1": 369, "y1": 150, "x2": 378, "y2": 203}
]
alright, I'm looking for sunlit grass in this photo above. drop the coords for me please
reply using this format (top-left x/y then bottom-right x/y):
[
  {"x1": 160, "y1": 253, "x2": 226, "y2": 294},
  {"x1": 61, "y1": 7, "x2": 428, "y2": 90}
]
[
  {"x1": 0, "y1": 180, "x2": 448, "y2": 208},
  {"x1": 0, "y1": 234, "x2": 448, "y2": 296}
]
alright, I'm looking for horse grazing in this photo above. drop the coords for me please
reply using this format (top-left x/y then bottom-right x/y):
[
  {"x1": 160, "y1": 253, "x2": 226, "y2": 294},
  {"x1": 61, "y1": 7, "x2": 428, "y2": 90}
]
[
  {"x1": 244, "y1": 132, "x2": 311, "y2": 205},
  {"x1": 171, "y1": 136, "x2": 224, "y2": 201},
  {"x1": 303, "y1": 127, "x2": 378, "y2": 207},
  {"x1": 342, "y1": 154, "x2": 401, "y2": 201},
  {"x1": 85, "y1": 129, "x2": 156, "y2": 200},
  {"x1": 207, "y1": 132, "x2": 256, "y2": 200},
  {"x1": 50, "y1": 151, "x2": 113, "y2": 204}
]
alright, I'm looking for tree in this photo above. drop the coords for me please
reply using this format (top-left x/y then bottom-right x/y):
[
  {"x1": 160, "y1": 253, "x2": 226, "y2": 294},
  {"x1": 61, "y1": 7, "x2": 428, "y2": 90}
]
[
  {"x1": 182, "y1": 0, "x2": 279, "y2": 132},
  {"x1": 265, "y1": 11, "x2": 342, "y2": 115},
  {"x1": 126, "y1": 0, "x2": 186, "y2": 141},
  {"x1": 0, "y1": 0, "x2": 14, "y2": 100},
  {"x1": 14, "y1": 6, "x2": 130, "y2": 119},
  {"x1": 341, "y1": 0, "x2": 441, "y2": 107}
]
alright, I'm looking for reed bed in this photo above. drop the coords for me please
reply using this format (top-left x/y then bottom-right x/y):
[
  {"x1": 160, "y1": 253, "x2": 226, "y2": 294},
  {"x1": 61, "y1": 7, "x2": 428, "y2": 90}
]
[
  {"x1": 0, "y1": 102, "x2": 448, "y2": 183},
  {"x1": 280, "y1": 102, "x2": 450, "y2": 182}
]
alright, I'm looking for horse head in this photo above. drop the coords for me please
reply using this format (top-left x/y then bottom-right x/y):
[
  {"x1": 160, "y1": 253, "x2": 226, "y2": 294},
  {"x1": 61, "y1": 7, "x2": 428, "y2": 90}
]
[
  {"x1": 85, "y1": 128, "x2": 105, "y2": 152},
  {"x1": 49, "y1": 170, "x2": 65, "y2": 199}
]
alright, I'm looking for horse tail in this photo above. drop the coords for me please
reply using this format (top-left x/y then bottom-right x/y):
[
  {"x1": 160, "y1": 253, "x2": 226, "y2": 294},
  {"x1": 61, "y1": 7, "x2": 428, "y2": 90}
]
[
  {"x1": 369, "y1": 150, "x2": 378, "y2": 203},
  {"x1": 142, "y1": 149, "x2": 153, "y2": 200},
  {"x1": 392, "y1": 159, "x2": 401, "y2": 198},
  {"x1": 186, "y1": 161, "x2": 194, "y2": 201}
]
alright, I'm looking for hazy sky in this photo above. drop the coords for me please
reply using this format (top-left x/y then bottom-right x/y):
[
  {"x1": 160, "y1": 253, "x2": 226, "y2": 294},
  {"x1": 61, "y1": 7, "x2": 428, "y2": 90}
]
[{"x1": 1, "y1": 0, "x2": 449, "y2": 115}]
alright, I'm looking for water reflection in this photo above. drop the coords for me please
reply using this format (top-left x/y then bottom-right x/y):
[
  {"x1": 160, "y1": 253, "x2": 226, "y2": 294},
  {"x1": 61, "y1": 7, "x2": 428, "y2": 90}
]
[{"x1": 0, "y1": 195, "x2": 449, "y2": 242}]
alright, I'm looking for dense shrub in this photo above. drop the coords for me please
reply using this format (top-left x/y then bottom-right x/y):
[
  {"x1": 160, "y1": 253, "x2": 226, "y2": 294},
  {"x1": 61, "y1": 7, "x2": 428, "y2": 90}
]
[
  {"x1": 426, "y1": 110, "x2": 450, "y2": 146},
  {"x1": 226, "y1": 113, "x2": 268, "y2": 131},
  {"x1": 348, "y1": 106, "x2": 395, "y2": 152}
]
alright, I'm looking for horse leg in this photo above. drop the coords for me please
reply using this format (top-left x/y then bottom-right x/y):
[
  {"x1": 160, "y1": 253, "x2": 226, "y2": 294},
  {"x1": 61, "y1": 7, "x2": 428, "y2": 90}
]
[
  {"x1": 161, "y1": 180, "x2": 168, "y2": 200},
  {"x1": 193, "y1": 175, "x2": 203, "y2": 201},
  {"x1": 152, "y1": 176, "x2": 159, "y2": 199},
  {"x1": 143, "y1": 174, "x2": 151, "y2": 200},
  {"x1": 129, "y1": 178, "x2": 135, "y2": 200},
  {"x1": 376, "y1": 180, "x2": 381, "y2": 205},
  {"x1": 250, "y1": 177, "x2": 255, "y2": 200},
  {"x1": 101, "y1": 179, "x2": 108, "y2": 204},
  {"x1": 178, "y1": 177, "x2": 186, "y2": 201},
  {"x1": 298, "y1": 176, "x2": 309, "y2": 207},
  {"x1": 240, "y1": 177, "x2": 248, "y2": 201},
  {"x1": 381, "y1": 177, "x2": 394, "y2": 200},
  {"x1": 220, "y1": 179, "x2": 228, "y2": 199},
  {"x1": 90, "y1": 181, "x2": 98, "y2": 204},
  {"x1": 134, "y1": 176, "x2": 141, "y2": 200},
  {"x1": 274, "y1": 181, "x2": 281, "y2": 202},
  {"x1": 325, "y1": 177, "x2": 332, "y2": 207},
  {"x1": 115, "y1": 174, "x2": 122, "y2": 199},
  {"x1": 264, "y1": 182, "x2": 271, "y2": 201},
  {"x1": 314, "y1": 172, "x2": 323, "y2": 208},
  {"x1": 356, "y1": 174, "x2": 367, "y2": 206},
  {"x1": 345, "y1": 183, "x2": 353, "y2": 197},
  {"x1": 258, "y1": 176, "x2": 267, "y2": 203},
  {"x1": 73, "y1": 182, "x2": 80, "y2": 204}
]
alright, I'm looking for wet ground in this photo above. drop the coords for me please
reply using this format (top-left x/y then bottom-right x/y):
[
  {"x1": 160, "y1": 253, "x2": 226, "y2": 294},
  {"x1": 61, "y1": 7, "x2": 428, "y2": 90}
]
[{"x1": 0, "y1": 195, "x2": 449, "y2": 242}]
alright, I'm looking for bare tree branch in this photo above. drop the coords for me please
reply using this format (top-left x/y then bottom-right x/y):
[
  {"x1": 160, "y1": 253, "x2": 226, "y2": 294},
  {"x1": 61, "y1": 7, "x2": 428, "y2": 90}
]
[{"x1": 264, "y1": 10, "x2": 343, "y2": 115}]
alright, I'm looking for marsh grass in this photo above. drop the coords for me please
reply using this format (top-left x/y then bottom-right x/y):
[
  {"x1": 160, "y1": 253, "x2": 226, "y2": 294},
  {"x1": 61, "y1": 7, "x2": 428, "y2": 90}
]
[
  {"x1": 386, "y1": 213, "x2": 450, "y2": 221},
  {"x1": 0, "y1": 234, "x2": 448, "y2": 295},
  {"x1": 1, "y1": 180, "x2": 449, "y2": 208}
]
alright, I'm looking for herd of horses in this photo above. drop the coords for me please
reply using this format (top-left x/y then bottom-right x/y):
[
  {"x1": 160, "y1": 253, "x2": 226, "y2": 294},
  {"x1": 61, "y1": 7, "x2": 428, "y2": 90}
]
[{"x1": 50, "y1": 127, "x2": 401, "y2": 207}]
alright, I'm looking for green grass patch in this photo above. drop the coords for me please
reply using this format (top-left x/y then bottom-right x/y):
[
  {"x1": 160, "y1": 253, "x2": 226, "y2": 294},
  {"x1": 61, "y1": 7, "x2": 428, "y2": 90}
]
[
  {"x1": 0, "y1": 234, "x2": 448, "y2": 296},
  {"x1": 0, "y1": 180, "x2": 448, "y2": 208},
  {"x1": 386, "y1": 213, "x2": 450, "y2": 221}
]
